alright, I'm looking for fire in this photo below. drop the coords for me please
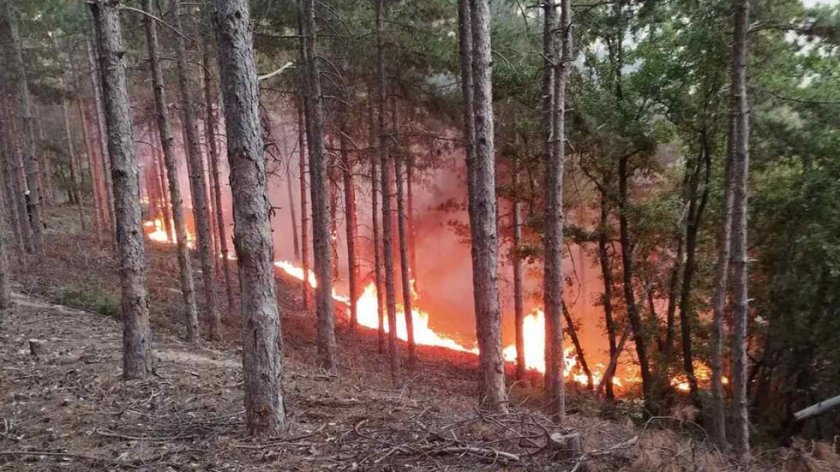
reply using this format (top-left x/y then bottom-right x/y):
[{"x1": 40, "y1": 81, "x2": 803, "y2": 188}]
[
  {"x1": 146, "y1": 218, "x2": 169, "y2": 243},
  {"x1": 355, "y1": 283, "x2": 478, "y2": 353}
]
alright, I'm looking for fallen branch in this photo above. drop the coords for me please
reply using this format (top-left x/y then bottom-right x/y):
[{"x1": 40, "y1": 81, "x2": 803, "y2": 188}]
[
  {"x1": 794, "y1": 394, "x2": 840, "y2": 422},
  {"x1": 431, "y1": 446, "x2": 520, "y2": 462}
]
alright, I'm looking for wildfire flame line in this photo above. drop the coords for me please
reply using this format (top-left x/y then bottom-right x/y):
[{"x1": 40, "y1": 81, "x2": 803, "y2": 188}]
[{"x1": 144, "y1": 218, "x2": 722, "y2": 392}]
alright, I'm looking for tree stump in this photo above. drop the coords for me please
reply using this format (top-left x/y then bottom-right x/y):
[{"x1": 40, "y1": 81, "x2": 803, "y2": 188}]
[
  {"x1": 549, "y1": 432, "x2": 582, "y2": 459},
  {"x1": 29, "y1": 339, "x2": 47, "y2": 358}
]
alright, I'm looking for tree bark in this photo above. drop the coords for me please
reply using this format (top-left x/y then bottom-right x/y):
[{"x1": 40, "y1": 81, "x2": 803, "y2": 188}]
[
  {"x1": 89, "y1": 0, "x2": 152, "y2": 380},
  {"x1": 543, "y1": 0, "x2": 569, "y2": 420},
  {"x1": 467, "y1": 0, "x2": 507, "y2": 412},
  {"x1": 212, "y1": 0, "x2": 286, "y2": 436},
  {"x1": 0, "y1": 103, "x2": 29, "y2": 260},
  {"x1": 376, "y1": 0, "x2": 400, "y2": 384},
  {"x1": 5, "y1": 2, "x2": 45, "y2": 256},
  {"x1": 143, "y1": 0, "x2": 200, "y2": 344},
  {"x1": 0, "y1": 170, "x2": 10, "y2": 315},
  {"x1": 406, "y1": 156, "x2": 418, "y2": 293},
  {"x1": 172, "y1": 0, "x2": 220, "y2": 341},
  {"x1": 301, "y1": 0, "x2": 338, "y2": 372},
  {"x1": 202, "y1": 40, "x2": 236, "y2": 314},
  {"x1": 729, "y1": 0, "x2": 751, "y2": 459}
]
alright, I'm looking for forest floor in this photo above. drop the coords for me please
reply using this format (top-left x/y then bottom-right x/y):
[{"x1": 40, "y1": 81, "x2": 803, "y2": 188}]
[{"x1": 1, "y1": 208, "x2": 836, "y2": 471}]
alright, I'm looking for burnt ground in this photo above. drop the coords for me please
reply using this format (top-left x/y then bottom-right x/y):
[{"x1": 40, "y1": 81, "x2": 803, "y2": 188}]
[{"x1": 0, "y1": 208, "x2": 836, "y2": 471}]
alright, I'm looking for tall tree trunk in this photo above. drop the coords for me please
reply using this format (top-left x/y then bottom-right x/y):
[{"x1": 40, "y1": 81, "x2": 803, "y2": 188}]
[
  {"x1": 467, "y1": 0, "x2": 507, "y2": 412},
  {"x1": 512, "y1": 167, "x2": 526, "y2": 381},
  {"x1": 376, "y1": 0, "x2": 400, "y2": 384},
  {"x1": 369, "y1": 95, "x2": 385, "y2": 352},
  {"x1": 730, "y1": 0, "x2": 751, "y2": 459},
  {"x1": 212, "y1": 0, "x2": 286, "y2": 435},
  {"x1": 0, "y1": 181, "x2": 9, "y2": 316},
  {"x1": 395, "y1": 145, "x2": 416, "y2": 367},
  {"x1": 87, "y1": 40, "x2": 114, "y2": 236},
  {"x1": 151, "y1": 130, "x2": 174, "y2": 241},
  {"x1": 5, "y1": 2, "x2": 45, "y2": 256},
  {"x1": 172, "y1": 0, "x2": 220, "y2": 340},
  {"x1": 296, "y1": 101, "x2": 311, "y2": 311},
  {"x1": 90, "y1": 0, "x2": 152, "y2": 380},
  {"x1": 302, "y1": 0, "x2": 338, "y2": 372},
  {"x1": 597, "y1": 186, "x2": 618, "y2": 400},
  {"x1": 202, "y1": 41, "x2": 236, "y2": 314},
  {"x1": 340, "y1": 120, "x2": 359, "y2": 330},
  {"x1": 543, "y1": 0, "x2": 570, "y2": 420},
  {"x1": 143, "y1": 0, "x2": 200, "y2": 343},
  {"x1": 677, "y1": 136, "x2": 712, "y2": 410},
  {"x1": 1, "y1": 103, "x2": 29, "y2": 260},
  {"x1": 391, "y1": 98, "x2": 416, "y2": 365},
  {"x1": 60, "y1": 77, "x2": 86, "y2": 231}
]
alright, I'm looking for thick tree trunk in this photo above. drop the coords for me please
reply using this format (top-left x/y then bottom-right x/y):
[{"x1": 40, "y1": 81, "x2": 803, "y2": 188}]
[
  {"x1": 730, "y1": 0, "x2": 751, "y2": 459},
  {"x1": 543, "y1": 0, "x2": 570, "y2": 420},
  {"x1": 172, "y1": 0, "x2": 220, "y2": 340},
  {"x1": 202, "y1": 42, "x2": 236, "y2": 314},
  {"x1": 6, "y1": 3, "x2": 45, "y2": 256},
  {"x1": 376, "y1": 0, "x2": 400, "y2": 384},
  {"x1": 212, "y1": 0, "x2": 286, "y2": 436},
  {"x1": 467, "y1": 0, "x2": 507, "y2": 412},
  {"x1": 143, "y1": 0, "x2": 200, "y2": 344},
  {"x1": 0, "y1": 105, "x2": 29, "y2": 260},
  {"x1": 512, "y1": 168, "x2": 526, "y2": 381},
  {"x1": 90, "y1": 0, "x2": 152, "y2": 380},
  {"x1": 0, "y1": 173, "x2": 10, "y2": 315},
  {"x1": 296, "y1": 101, "x2": 311, "y2": 311},
  {"x1": 597, "y1": 187, "x2": 617, "y2": 400},
  {"x1": 302, "y1": 0, "x2": 338, "y2": 372},
  {"x1": 87, "y1": 40, "x2": 114, "y2": 236}
]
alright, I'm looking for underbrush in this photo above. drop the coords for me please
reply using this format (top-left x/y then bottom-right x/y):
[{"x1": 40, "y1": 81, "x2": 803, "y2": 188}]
[{"x1": 53, "y1": 285, "x2": 121, "y2": 318}]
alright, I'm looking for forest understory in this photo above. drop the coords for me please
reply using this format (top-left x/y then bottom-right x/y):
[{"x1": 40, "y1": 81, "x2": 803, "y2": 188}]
[{"x1": 0, "y1": 211, "x2": 835, "y2": 472}]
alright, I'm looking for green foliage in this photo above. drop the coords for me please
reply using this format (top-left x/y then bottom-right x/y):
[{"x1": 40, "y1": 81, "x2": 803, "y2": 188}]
[{"x1": 54, "y1": 286, "x2": 121, "y2": 319}]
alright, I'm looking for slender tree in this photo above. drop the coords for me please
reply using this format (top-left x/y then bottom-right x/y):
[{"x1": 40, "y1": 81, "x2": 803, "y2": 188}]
[
  {"x1": 213, "y1": 0, "x2": 286, "y2": 435},
  {"x1": 59, "y1": 75, "x2": 86, "y2": 231},
  {"x1": 143, "y1": 0, "x2": 200, "y2": 343},
  {"x1": 465, "y1": 0, "x2": 507, "y2": 412},
  {"x1": 511, "y1": 167, "x2": 526, "y2": 381},
  {"x1": 296, "y1": 102, "x2": 312, "y2": 311},
  {"x1": 369, "y1": 95, "x2": 385, "y2": 353},
  {"x1": 4, "y1": 1, "x2": 45, "y2": 256},
  {"x1": 340, "y1": 115, "x2": 359, "y2": 330},
  {"x1": 87, "y1": 39, "x2": 114, "y2": 236},
  {"x1": 172, "y1": 0, "x2": 220, "y2": 340},
  {"x1": 202, "y1": 40, "x2": 236, "y2": 314},
  {"x1": 301, "y1": 0, "x2": 338, "y2": 372},
  {"x1": 376, "y1": 0, "x2": 400, "y2": 383},
  {"x1": 90, "y1": 0, "x2": 152, "y2": 379},
  {"x1": 395, "y1": 140, "x2": 416, "y2": 366},
  {"x1": 0, "y1": 170, "x2": 10, "y2": 316}
]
